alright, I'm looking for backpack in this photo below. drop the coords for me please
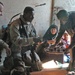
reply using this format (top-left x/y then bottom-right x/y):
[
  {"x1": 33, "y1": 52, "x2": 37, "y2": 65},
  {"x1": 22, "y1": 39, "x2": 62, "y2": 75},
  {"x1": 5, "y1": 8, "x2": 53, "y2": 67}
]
[{"x1": 3, "y1": 13, "x2": 21, "y2": 48}]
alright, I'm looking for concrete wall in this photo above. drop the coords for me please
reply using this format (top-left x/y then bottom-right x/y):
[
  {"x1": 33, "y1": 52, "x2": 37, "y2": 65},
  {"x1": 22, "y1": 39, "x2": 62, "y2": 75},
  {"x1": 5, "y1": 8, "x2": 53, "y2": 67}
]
[
  {"x1": 54, "y1": 0, "x2": 72, "y2": 11},
  {"x1": 0, "y1": 0, "x2": 52, "y2": 37},
  {"x1": 52, "y1": 0, "x2": 75, "y2": 30}
]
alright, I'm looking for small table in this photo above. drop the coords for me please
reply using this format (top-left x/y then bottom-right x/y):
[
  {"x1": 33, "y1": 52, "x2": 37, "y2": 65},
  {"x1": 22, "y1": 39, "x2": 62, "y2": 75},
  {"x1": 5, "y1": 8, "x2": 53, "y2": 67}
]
[{"x1": 42, "y1": 52, "x2": 64, "y2": 63}]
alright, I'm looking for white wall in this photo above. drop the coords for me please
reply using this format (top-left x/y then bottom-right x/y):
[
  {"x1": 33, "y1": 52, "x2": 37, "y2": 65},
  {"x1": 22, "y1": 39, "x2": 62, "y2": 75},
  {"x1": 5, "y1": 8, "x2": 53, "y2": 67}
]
[
  {"x1": 52, "y1": 0, "x2": 75, "y2": 30},
  {"x1": 54, "y1": 0, "x2": 75, "y2": 11},
  {"x1": 0, "y1": 0, "x2": 52, "y2": 37}
]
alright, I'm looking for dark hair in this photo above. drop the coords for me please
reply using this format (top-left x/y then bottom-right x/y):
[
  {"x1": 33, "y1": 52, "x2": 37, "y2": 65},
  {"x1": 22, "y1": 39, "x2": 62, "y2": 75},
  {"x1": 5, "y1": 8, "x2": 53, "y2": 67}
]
[
  {"x1": 0, "y1": 2, "x2": 4, "y2": 6},
  {"x1": 23, "y1": 6, "x2": 34, "y2": 14},
  {"x1": 56, "y1": 10, "x2": 68, "y2": 19}
]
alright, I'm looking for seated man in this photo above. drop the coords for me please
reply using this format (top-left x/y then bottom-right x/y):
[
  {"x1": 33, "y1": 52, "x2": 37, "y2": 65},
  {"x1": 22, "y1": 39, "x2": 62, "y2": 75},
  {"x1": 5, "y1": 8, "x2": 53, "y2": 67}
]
[
  {"x1": 10, "y1": 6, "x2": 42, "y2": 72},
  {"x1": 10, "y1": 6, "x2": 36, "y2": 58}
]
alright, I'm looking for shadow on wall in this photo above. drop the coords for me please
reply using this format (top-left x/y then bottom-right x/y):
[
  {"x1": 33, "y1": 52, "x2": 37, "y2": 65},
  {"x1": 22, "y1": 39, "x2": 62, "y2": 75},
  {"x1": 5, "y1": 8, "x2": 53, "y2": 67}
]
[{"x1": 38, "y1": 30, "x2": 45, "y2": 37}]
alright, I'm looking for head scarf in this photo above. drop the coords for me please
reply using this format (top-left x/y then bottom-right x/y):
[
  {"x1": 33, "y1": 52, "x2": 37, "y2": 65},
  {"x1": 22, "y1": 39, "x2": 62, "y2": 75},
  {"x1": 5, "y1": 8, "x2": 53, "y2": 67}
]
[{"x1": 43, "y1": 24, "x2": 58, "y2": 41}]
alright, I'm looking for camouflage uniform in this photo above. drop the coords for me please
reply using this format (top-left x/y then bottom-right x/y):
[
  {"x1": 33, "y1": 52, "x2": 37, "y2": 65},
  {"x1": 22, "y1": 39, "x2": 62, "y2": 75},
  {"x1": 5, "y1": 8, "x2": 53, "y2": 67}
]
[{"x1": 10, "y1": 15, "x2": 36, "y2": 58}]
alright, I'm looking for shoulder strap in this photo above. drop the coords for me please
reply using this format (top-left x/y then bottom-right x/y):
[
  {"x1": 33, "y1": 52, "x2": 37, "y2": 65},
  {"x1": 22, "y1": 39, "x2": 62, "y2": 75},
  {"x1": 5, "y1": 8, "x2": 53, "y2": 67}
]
[{"x1": 19, "y1": 18, "x2": 28, "y2": 38}]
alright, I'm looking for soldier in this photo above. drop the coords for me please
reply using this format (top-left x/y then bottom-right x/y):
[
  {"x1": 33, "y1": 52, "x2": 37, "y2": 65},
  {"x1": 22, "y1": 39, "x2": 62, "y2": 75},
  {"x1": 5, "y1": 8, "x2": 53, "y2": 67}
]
[
  {"x1": 10, "y1": 6, "x2": 42, "y2": 72},
  {"x1": 10, "y1": 6, "x2": 36, "y2": 58},
  {"x1": 51, "y1": 9, "x2": 75, "y2": 71}
]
